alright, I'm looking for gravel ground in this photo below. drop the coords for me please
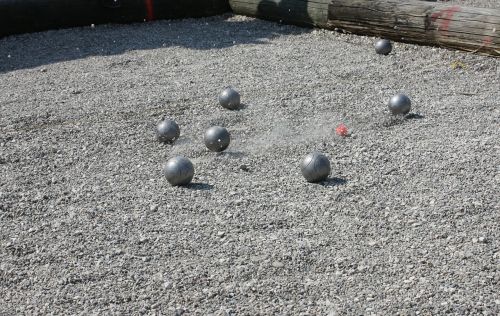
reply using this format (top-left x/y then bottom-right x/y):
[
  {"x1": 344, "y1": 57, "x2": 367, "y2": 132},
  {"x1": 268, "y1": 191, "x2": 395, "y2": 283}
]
[
  {"x1": 444, "y1": 0, "x2": 499, "y2": 8},
  {"x1": 1, "y1": 9, "x2": 499, "y2": 315}
]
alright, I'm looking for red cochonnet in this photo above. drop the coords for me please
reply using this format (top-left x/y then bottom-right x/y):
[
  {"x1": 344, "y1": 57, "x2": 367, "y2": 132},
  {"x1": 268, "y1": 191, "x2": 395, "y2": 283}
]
[{"x1": 336, "y1": 124, "x2": 349, "y2": 137}]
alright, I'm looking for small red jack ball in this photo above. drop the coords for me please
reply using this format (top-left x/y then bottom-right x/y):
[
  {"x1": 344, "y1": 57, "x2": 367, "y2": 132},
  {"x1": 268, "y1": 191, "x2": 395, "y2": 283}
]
[{"x1": 336, "y1": 124, "x2": 349, "y2": 137}]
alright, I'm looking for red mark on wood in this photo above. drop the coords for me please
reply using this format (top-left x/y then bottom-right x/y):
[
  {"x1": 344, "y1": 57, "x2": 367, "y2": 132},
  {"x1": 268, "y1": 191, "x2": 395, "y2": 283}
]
[
  {"x1": 144, "y1": 0, "x2": 155, "y2": 21},
  {"x1": 482, "y1": 36, "x2": 493, "y2": 47},
  {"x1": 431, "y1": 5, "x2": 461, "y2": 35}
]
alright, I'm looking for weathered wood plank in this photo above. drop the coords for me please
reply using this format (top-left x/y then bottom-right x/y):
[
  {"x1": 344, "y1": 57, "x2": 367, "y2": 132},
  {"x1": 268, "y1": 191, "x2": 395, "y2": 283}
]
[
  {"x1": 229, "y1": 0, "x2": 331, "y2": 27},
  {"x1": 229, "y1": 0, "x2": 449, "y2": 28}
]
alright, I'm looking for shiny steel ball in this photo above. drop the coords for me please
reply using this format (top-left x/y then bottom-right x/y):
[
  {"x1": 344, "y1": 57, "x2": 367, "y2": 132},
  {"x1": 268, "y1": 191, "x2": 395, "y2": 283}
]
[
  {"x1": 157, "y1": 119, "x2": 180, "y2": 143},
  {"x1": 388, "y1": 93, "x2": 412, "y2": 115},
  {"x1": 219, "y1": 87, "x2": 241, "y2": 110},
  {"x1": 204, "y1": 126, "x2": 230, "y2": 152},
  {"x1": 301, "y1": 152, "x2": 331, "y2": 183},
  {"x1": 163, "y1": 156, "x2": 194, "y2": 186},
  {"x1": 375, "y1": 39, "x2": 392, "y2": 55}
]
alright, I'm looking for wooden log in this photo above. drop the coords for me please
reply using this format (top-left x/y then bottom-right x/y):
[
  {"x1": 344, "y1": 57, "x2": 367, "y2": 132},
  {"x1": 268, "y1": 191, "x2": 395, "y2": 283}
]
[
  {"x1": 229, "y1": 0, "x2": 331, "y2": 28},
  {"x1": 328, "y1": 0, "x2": 500, "y2": 56},
  {"x1": 229, "y1": 0, "x2": 440, "y2": 28},
  {"x1": 0, "y1": 0, "x2": 230, "y2": 37}
]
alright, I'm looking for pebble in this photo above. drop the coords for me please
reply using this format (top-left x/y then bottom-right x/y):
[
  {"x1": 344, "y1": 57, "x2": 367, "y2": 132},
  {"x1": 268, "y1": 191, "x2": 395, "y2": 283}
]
[
  {"x1": 239, "y1": 165, "x2": 250, "y2": 172},
  {"x1": 272, "y1": 261, "x2": 284, "y2": 268}
]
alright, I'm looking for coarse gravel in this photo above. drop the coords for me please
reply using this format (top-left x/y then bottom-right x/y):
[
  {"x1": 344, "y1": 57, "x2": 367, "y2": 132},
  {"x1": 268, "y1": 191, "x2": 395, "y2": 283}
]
[
  {"x1": 444, "y1": 0, "x2": 499, "y2": 8},
  {"x1": 1, "y1": 8, "x2": 499, "y2": 315}
]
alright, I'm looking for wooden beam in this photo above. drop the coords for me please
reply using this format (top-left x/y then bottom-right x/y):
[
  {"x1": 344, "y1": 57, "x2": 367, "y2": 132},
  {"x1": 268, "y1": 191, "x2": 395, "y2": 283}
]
[
  {"x1": 229, "y1": 0, "x2": 331, "y2": 27},
  {"x1": 229, "y1": 0, "x2": 441, "y2": 28},
  {"x1": 328, "y1": 0, "x2": 499, "y2": 57}
]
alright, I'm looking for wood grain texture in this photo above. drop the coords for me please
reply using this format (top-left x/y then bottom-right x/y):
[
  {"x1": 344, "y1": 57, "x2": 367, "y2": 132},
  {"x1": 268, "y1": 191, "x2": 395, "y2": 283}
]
[
  {"x1": 328, "y1": 0, "x2": 499, "y2": 56},
  {"x1": 229, "y1": 0, "x2": 332, "y2": 27},
  {"x1": 230, "y1": 0, "x2": 444, "y2": 28}
]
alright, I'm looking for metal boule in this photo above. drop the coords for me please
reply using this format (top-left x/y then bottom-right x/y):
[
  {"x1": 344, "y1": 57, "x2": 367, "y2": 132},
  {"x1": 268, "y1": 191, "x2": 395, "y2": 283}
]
[
  {"x1": 157, "y1": 119, "x2": 180, "y2": 143},
  {"x1": 163, "y1": 156, "x2": 194, "y2": 186},
  {"x1": 301, "y1": 152, "x2": 331, "y2": 183},
  {"x1": 388, "y1": 93, "x2": 412, "y2": 115},
  {"x1": 219, "y1": 87, "x2": 241, "y2": 110},
  {"x1": 204, "y1": 126, "x2": 231, "y2": 152}
]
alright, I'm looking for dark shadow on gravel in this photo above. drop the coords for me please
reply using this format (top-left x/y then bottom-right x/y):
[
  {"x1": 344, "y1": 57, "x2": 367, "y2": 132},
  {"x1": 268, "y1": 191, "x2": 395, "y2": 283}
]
[
  {"x1": 0, "y1": 14, "x2": 310, "y2": 73},
  {"x1": 321, "y1": 177, "x2": 347, "y2": 187},
  {"x1": 382, "y1": 113, "x2": 425, "y2": 127},
  {"x1": 406, "y1": 113, "x2": 425, "y2": 120},
  {"x1": 235, "y1": 103, "x2": 250, "y2": 111},
  {"x1": 167, "y1": 138, "x2": 190, "y2": 146},
  {"x1": 185, "y1": 182, "x2": 214, "y2": 191}
]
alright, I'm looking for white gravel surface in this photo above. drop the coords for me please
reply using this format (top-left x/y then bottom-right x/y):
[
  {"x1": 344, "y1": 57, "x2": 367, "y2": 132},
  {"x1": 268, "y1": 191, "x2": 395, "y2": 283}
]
[{"x1": 1, "y1": 9, "x2": 499, "y2": 315}]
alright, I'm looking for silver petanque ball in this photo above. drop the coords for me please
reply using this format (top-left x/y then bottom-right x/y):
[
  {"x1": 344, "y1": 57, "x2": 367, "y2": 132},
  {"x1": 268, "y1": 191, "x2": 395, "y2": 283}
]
[
  {"x1": 375, "y1": 39, "x2": 392, "y2": 55},
  {"x1": 301, "y1": 152, "x2": 331, "y2": 183},
  {"x1": 157, "y1": 119, "x2": 180, "y2": 143},
  {"x1": 163, "y1": 156, "x2": 194, "y2": 186},
  {"x1": 204, "y1": 126, "x2": 231, "y2": 152},
  {"x1": 219, "y1": 87, "x2": 241, "y2": 110},
  {"x1": 388, "y1": 93, "x2": 412, "y2": 115}
]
